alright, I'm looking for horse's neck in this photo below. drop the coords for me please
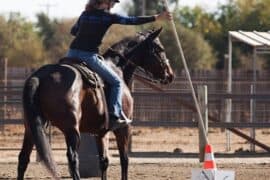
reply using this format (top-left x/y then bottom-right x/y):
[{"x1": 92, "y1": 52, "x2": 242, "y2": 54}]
[
  {"x1": 103, "y1": 55, "x2": 136, "y2": 89},
  {"x1": 122, "y1": 64, "x2": 136, "y2": 87},
  {"x1": 103, "y1": 51, "x2": 137, "y2": 89}
]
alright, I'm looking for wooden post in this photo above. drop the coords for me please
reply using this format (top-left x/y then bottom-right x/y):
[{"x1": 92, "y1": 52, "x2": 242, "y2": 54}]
[
  {"x1": 0, "y1": 58, "x2": 7, "y2": 132},
  {"x1": 78, "y1": 133, "x2": 109, "y2": 178},
  {"x1": 225, "y1": 35, "x2": 233, "y2": 151},
  {"x1": 250, "y1": 86, "x2": 256, "y2": 152},
  {"x1": 198, "y1": 85, "x2": 208, "y2": 162},
  {"x1": 250, "y1": 48, "x2": 257, "y2": 152}
]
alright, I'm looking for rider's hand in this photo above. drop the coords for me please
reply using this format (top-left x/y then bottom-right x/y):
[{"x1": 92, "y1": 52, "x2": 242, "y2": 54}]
[{"x1": 155, "y1": 11, "x2": 173, "y2": 21}]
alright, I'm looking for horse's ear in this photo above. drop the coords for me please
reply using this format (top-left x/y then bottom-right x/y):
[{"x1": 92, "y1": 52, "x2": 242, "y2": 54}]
[
  {"x1": 145, "y1": 27, "x2": 163, "y2": 42},
  {"x1": 125, "y1": 27, "x2": 162, "y2": 59}
]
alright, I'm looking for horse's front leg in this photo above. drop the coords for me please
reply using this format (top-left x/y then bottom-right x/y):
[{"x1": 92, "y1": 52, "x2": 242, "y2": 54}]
[
  {"x1": 95, "y1": 135, "x2": 109, "y2": 180},
  {"x1": 114, "y1": 126, "x2": 131, "y2": 180}
]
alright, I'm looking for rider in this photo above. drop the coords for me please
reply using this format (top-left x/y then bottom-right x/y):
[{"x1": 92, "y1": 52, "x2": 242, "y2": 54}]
[{"x1": 66, "y1": 0, "x2": 172, "y2": 130}]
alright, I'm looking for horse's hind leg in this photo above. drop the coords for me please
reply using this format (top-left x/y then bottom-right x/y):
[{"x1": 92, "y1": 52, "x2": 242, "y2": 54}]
[
  {"x1": 64, "y1": 128, "x2": 81, "y2": 180},
  {"x1": 17, "y1": 130, "x2": 34, "y2": 180},
  {"x1": 95, "y1": 135, "x2": 109, "y2": 180}
]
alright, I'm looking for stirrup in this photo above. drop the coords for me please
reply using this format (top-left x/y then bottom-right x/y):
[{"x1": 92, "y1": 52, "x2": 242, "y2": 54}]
[
  {"x1": 109, "y1": 114, "x2": 132, "y2": 131},
  {"x1": 120, "y1": 111, "x2": 132, "y2": 123}
]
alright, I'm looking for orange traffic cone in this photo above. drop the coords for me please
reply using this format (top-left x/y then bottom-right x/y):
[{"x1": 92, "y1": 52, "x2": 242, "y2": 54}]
[{"x1": 203, "y1": 144, "x2": 217, "y2": 170}]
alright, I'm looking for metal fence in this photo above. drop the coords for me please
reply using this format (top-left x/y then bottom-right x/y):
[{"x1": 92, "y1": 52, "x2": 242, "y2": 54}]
[
  {"x1": 132, "y1": 70, "x2": 270, "y2": 126},
  {"x1": 1, "y1": 69, "x2": 270, "y2": 152}
]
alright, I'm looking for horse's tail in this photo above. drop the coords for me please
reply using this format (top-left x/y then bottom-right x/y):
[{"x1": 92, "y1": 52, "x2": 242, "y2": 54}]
[{"x1": 23, "y1": 76, "x2": 58, "y2": 179}]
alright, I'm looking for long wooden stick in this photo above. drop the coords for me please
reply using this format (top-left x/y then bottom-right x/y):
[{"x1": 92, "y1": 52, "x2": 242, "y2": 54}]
[{"x1": 162, "y1": 0, "x2": 209, "y2": 144}]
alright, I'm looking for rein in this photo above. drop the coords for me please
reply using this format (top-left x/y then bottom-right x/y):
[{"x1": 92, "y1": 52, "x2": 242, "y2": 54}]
[{"x1": 107, "y1": 47, "x2": 162, "y2": 84}]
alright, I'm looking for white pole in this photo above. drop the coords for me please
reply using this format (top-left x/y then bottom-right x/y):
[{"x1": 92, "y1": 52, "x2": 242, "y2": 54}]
[
  {"x1": 226, "y1": 34, "x2": 233, "y2": 151},
  {"x1": 142, "y1": 0, "x2": 146, "y2": 16},
  {"x1": 250, "y1": 48, "x2": 257, "y2": 152},
  {"x1": 0, "y1": 58, "x2": 7, "y2": 132},
  {"x1": 198, "y1": 85, "x2": 208, "y2": 162},
  {"x1": 162, "y1": 0, "x2": 209, "y2": 145},
  {"x1": 250, "y1": 85, "x2": 255, "y2": 152}
]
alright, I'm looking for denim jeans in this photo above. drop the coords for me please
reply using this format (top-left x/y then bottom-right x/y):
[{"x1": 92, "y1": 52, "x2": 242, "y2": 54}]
[{"x1": 66, "y1": 49, "x2": 123, "y2": 118}]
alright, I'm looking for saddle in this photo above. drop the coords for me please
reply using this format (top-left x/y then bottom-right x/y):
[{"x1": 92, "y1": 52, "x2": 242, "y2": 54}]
[{"x1": 59, "y1": 57, "x2": 103, "y2": 88}]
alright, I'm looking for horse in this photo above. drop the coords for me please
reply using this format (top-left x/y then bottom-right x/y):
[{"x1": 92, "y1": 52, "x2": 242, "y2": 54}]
[{"x1": 17, "y1": 27, "x2": 174, "y2": 180}]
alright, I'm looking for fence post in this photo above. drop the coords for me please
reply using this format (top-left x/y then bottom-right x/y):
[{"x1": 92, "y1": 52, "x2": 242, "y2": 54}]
[
  {"x1": 197, "y1": 85, "x2": 208, "y2": 162},
  {"x1": 0, "y1": 58, "x2": 8, "y2": 132},
  {"x1": 250, "y1": 85, "x2": 256, "y2": 152}
]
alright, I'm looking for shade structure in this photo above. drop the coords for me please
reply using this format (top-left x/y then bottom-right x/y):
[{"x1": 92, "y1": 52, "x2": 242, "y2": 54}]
[{"x1": 226, "y1": 31, "x2": 270, "y2": 151}]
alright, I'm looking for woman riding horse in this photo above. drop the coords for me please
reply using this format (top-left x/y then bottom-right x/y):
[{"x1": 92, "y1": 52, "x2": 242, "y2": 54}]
[
  {"x1": 18, "y1": 28, "x2": 174, "y2": 180},
  {"x1": 67, "y1": 0, "x2": 172, "y2": 130},
  {"x1": 17, "y1": 1, "x2": 174, "y2": 180}
]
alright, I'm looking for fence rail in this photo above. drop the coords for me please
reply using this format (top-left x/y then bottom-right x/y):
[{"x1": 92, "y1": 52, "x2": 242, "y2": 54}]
[
  {"x1": 2, "y1": 70, "x2": 270, "y2": 123},
  {"x1": 2, "y1": 69, "x2": 270, "y2": 153},
  {"x1": 2, "y1": 69, "x2": 270, "y2": 126},
  {"x1": 3, "y1": 119, "x2": 270, "y2": 128},
  {"x1": 133, "y1": 121, "x2": 270, "y2": 128}
]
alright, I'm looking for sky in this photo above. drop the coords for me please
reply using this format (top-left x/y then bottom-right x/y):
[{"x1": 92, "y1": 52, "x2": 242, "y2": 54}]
[{"x1": 0, "y1": 0, "x2": 228, "y2": 21}]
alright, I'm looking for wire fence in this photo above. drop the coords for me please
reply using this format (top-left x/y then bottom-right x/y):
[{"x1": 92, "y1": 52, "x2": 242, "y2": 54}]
[{"x1": 1, "y1": 69, "x2": 270, "y2": 153}]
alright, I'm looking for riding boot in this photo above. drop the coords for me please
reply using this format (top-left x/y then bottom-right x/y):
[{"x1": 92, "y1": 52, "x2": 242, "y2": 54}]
[{"x1": 109, "y1": 112, "x2": 132, "y2": 131}]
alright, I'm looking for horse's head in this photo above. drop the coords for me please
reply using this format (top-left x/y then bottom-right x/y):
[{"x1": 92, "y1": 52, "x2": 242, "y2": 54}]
[
  {"x1": 104, "y1": 28, "x2": 174, "y2": 84},
  {"x1": 124, "y1": 28, "x2": 175, "y2": 84}
]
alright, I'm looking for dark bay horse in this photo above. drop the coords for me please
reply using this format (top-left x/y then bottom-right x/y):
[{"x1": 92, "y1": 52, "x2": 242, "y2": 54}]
[{"x1": 17, "y1": 28, "x2": 174, "y2": 180}]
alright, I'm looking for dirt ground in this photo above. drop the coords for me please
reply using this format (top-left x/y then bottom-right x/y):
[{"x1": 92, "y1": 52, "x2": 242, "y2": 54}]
[
  {"x1": 1, "y1": 158, "x2": 270, "y2": 179},
  {"x1": 2, "y1": 126, "x2": 270, "y2": 153},
  {"x1": 1, "y1": 127, "x2": 270, "y2": 179}
]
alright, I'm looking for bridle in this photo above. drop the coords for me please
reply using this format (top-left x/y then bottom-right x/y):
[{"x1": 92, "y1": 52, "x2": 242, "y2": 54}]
[
  {"x1": 145, "y1": 40, "x2": 170, "y2": 68},
  {"x1": 107, "y1": 38, "x2": 170, "y2": 84}
]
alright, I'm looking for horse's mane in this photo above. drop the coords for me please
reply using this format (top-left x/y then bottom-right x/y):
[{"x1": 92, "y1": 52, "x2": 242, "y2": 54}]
[
  {"x1": 103, "y1": 30, "x2": 156, "y2": 57},
  {"x1": 102, "y1": 29, "x2": 164, "y2": 81},
  {"x1": 103, "y1": 29, "x2": 162, "y2": 65}
]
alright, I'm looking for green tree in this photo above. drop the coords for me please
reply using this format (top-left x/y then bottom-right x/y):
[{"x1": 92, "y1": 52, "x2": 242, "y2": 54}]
[
  {"x1": 36, "y1": 13, "x2": 74, "y2": 63},
  {"x1": 100, "y1": 25, "x2": 137, "y2": 53},
  {"x1": 127, "y1": 0, "x2": 217, "y2": 70},
  {"x1": 176, "y1": 6, "x2": 221, "y2": 34},
  {"x1": 213, "y1": 0, "x2": 270, "y2": 69},
  {"x1": 142, "y1": 22, "x2": 216, "y2": 70},
  {"x1": 175, "y1": 0, "x2": 270, "y2": 69},
  {"x1": 162, "y1": 24, "x2": 216, "y2": 70},
  {"x1": 0, "y1": 13, "x2": 46, "y2": 67}
]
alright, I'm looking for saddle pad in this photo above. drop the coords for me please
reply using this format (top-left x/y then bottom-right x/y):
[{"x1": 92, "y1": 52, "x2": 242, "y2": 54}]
[{"x1": 59, "y1": 57, "x2": 103, "y2": 88}]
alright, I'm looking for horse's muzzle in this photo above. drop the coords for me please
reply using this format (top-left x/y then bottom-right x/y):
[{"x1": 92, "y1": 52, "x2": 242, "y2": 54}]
[
  {"x1": 161, "y1": 64, "x2": 175, "y2": 84},
  {"x1": 160, "y1": 72, "x2": 174, "y2": 84}
]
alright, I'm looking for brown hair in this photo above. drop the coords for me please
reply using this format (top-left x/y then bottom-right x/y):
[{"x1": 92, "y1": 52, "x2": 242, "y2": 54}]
[
  {"x1": 85, "y1": 0, "x2": 95, "y2": 11},
  {"x1": 85, "y1": 0, "x2": 110, "y2": 11}
]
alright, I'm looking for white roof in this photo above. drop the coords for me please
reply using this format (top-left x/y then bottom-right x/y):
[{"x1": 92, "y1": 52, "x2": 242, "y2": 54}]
[{"x1": 229, "y1": 31, "x2": 270, "y2": 47}]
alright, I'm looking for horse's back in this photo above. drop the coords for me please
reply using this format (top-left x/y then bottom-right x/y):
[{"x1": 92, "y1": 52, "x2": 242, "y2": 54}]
[
  {"x1": 25, "y1": 63, "x2": 107, "y2": 133},
  {"x1": 28, "y1": 64, "x2": 83, "y2": 129}
]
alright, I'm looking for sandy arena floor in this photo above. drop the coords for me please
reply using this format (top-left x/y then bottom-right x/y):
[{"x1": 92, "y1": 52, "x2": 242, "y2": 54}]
[
  {"x1": 1, "y1": 127, "x2": 270, "y2": 179},
  {"x1": 1, "y1": 156, "x2": 270, "y2": 179}
]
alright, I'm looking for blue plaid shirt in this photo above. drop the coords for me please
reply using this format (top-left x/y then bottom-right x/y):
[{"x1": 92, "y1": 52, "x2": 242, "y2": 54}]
[{"x1": 70, "y1": 9, "x2": 155, "y2": 52}]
